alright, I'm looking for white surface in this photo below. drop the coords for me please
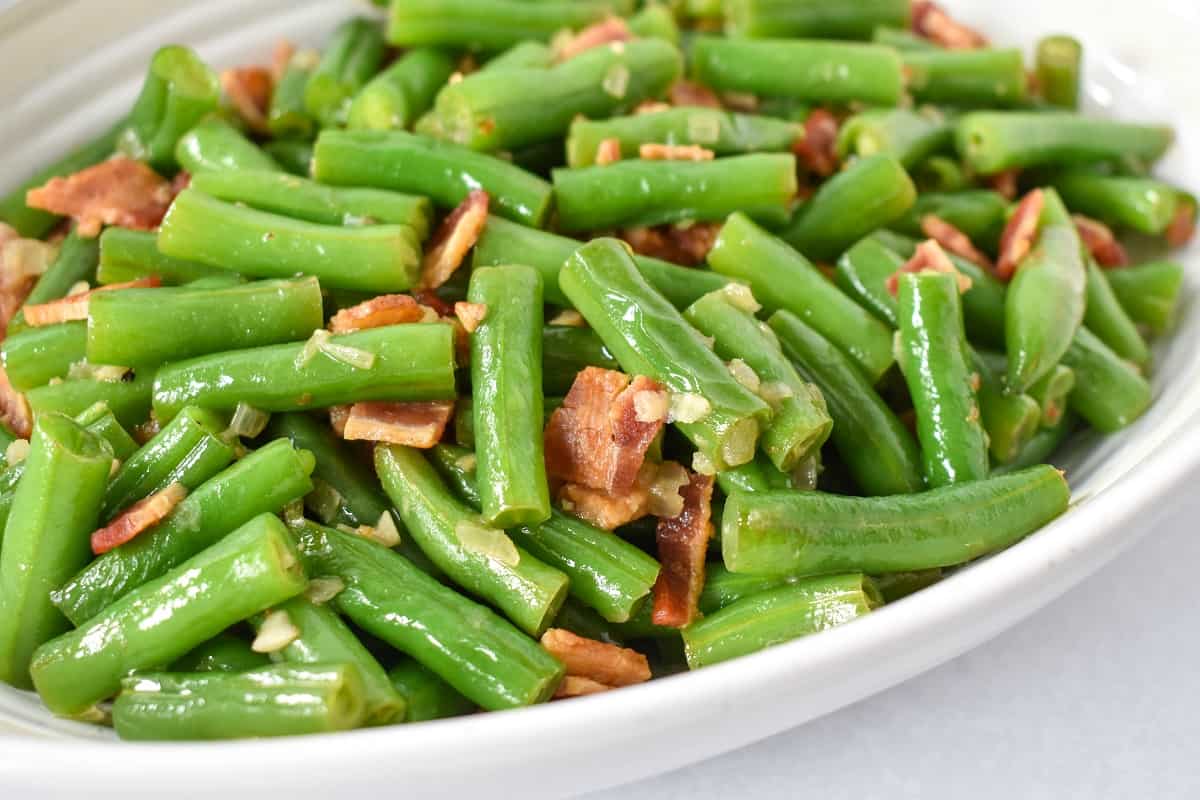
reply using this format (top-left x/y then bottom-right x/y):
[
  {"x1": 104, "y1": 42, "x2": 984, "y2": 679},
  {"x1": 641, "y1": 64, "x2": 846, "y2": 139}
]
[{"x1": 0, "y1": 1, "x2": 1198, "y2": 798}]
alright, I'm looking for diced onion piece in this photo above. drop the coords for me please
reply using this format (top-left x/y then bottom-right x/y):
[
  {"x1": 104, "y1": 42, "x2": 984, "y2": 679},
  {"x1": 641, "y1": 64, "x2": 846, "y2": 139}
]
[
  {"x1": 719, "y1": 418, "x2": 759, "y2": 468},
  {"x1": 228, "y1": 402, "x2": 271, "y2": 439},
  {"x1": 305, "y1": 478, "x2": 344, "y2": 524},
  {"x1": 66, "y1": 280, "x2": 90, "y2": 296},
  {"x1": 5, "y1": 438, "x2": 29, "y2": 466},
  {"x1": 720, "y1": 282, "x2": 762, "y2": 313},
  {"x1": 455, "y1": 519, "x2": 520, "y2": 565},
  {"x1": 360, "y1": 511, "x2": 402, "y2": 548},
  {"x1": 646, "y1": 460, "x2": 689, "y2": 518},
  {"x1": 727, "y1": 359, "x2": 761, "y2": 393},
  {"x1": 318, "y1": 337, "x2": 376, "y2": 370},
  {"x1": 691, "y1": 451, "x2": 716, "y2": 476},
  {"x1": 455, "y1": 452, "x2": 477, "y2": 472},
  {"x1": 294, "y1": 329, "x2": 330, "y2": 369},
  {"x1": 633, "y1": 389, "x2": 669, "y2": 424},
  {"x1": 304, "y1": 576, "x2": 345, "y2": 605},
  {"x1": 686, "y1": 111, "x2": 722, "y2": 145},
  {"x1": 2, "y1": 239, "x2": 59, "y2": 281},
  {"x1": 602, "y1": 64, "x2": 630, "y2": 99},
  {"x1": 454, "y1": 301, "x2": 488, "y2": 333},
  {"x1": 252, "y1": 609, "x2": 300, "y2": 653},
  {"x1": 548, "y1": 309, "x2": 586, "y2": 328},
  {"x1": 667, "y1": 392, "x2": 711, "y2": 424},
  {"x1": 757, "y1": 380, "x2": 795, "y2": 410},
  {"x1": 66, "y1": 362, "x2": 131, "y2": 382}
]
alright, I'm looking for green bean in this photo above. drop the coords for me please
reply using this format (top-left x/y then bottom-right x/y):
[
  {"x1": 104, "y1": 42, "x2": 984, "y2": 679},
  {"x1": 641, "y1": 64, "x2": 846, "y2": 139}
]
[
  {"x1": 1035, "y1": 35, "x2": 1083, "y2": 110},
  {"x1": 1005, "y1": 189, "x2": 1087, "y2": 392},
  {"x1": 994, "y1": 415, "x2": 1076, "y2": 475},
  {"x1": 388, "y1": 658, "x2": 475, "y2": 721},
  {"x1": 1, "y1": 322, "x2": 87, "y2": 391},
  {"x1": 481, "y1": 41, "x2": 555, "y2": 73},
  {"x1": 387, "y1": 0, "x2": 610, "y2": 51},
  {"x1": 97, "y1": 227, "x2": 225, "y2": 285},
  {"x1": 175, "y1": 118, "x2": 281, "y2": 175},
  {"x1": 452, "y1": 395, "x2": 562, "y2": 450},
  {"x1": 974, "y1": 353, "x2": 1041, "y2": 465},
  {"x1": 257, "y1": 597, "x2": 405, "y2": 725},
  {"x1": 911, "y1": 155, "x2": 972, "y2": 193},
  {"x1": 542, "y1": 326, "x2": 618, "y2": 395},
  {"x1": 0, "y1": 415, "x2": 112, "y2": 688},
  {"x1": 836, "y1": 107, "x2": 954, "y2": 170},
  {"x1": 567, "y1": 108, "x2": 799, "y2": 168},
  {"x1": 683, "y1": 575, "x2": 880, "y2": 668},
  {"x1": 903, "y1": 49, "x2": 1027, "y2": 108},
  {"x1": 473, "y1": 215, "x2": 730, "y2": 309},
  {"x1": 1060, "y1": 327, "x2": 1151, "y2": 433},
  {"x1": 782, "y1": 153, "x2": 916, "y2": 262},
  {"x1": 26, "y1": 371, "x2": 154, "y2": 431},
  {"x1": 159, "y1": 189, "x2": 421, "y2": 292},
  {"x1": 22, "y1": 229, "x2": 100, "y2": 308},
  {"x1": 871, "y1": 26, "x2": 939, "y2": 51},
  {"x1": 87, "y1": 277, "x2": 324, "y2": 368},
  {"x1": 376, "y1": 445, "x2": 567, "y2": 636},
  {"x1": 32, "y1": 513, "x2": 306, "y2": 715},
  {"x1": 1050, "y1": 171, "x2": 1181, "y2": 235},
  {"x1": 152, "y1": 323, "x2": 456, "y2": 423},
  {"x1": 769, "y1": 310, "x2": 923, "y2": 496},
  {"x1": 425, "y1": 40, "x2": 681, "y2": 153},
  {"x1": 724, "y1": 0, "x2": 909, "y2": 39},
  {"x1": 957, "y1": 112, "x2": 1175, "y2": 175},
  {"x1": 690, "y1": 37, "x2": 904, "y2": 106},
  {"x1": 190, "y1": 170, "x2": 433, "y2": 238},
  {"x1": 305, "y1": 17, "x2": 387, "y2": 128},
  {"x1": 1027, "y1": 364, "x2": 1075, "y2": 429},
  {"x1": 872, "y1": 568, "x2": 943, "y2": 602},
  {"x1": 684, "y1": 288, "x2": 832, "y2": 471},
  {"x1": 891, "y1": 190, "x2": 1009, "y2": 254},
  {"x1": 560, "y1": 239, "x2": 772, "y2": 471},
  {"x1": 698, "y1": 563, "x2": 790, "y2": 614},
  {"x1": 833, "y1": 236, "x2": 905, "y2": 327},
  {"x1": 722, "y1": 465, "x2": 1070, "y2": 576},
  {"x1": 262, "y1": 142, "x2": 312, "y2": 178},
  {"x1": 112, "y1": 663, "x2": 366, "y2": 740},
  {"x1": 629, "y1": 3, "x2": 680, "y2": 42},
  {"x1": 268, "y1": 50, "x2": 319, "y2": 140},
  {"x1": 51, "y1": 438, "x2": 315, "y2": 625},
  {"x1": 552, "y1": 153, "x2": 797, "y2": 233},
  {"x1": 468, "y1": 266, "x2": 552, "y2": 526},
  {"x1": 1083, "y1": 259, "x2": 1150, "y2": 365},
  {"x1": 118, "y1": 45, "x2": 220, "y2": 171},
  {"x1": 101, "y1": 406, "x2": 236, "y2": 521},
  {"x1": 313, "y1": 130, "x2": 554, "y2": 228},
  {"x1": 710, "y1": 212, "x2": 895, "y2": 382},
  {"x1": 551, "y1": 598, "x2": 628, "y2": 645},
  {"x1": 292, "y1": 521, "x2": 565, "y2": 710},
  {"x1": 1105, "y1": 260, "x2": 1184, "y2": 336},
  {"x1": 347, "y1": 48, "x2": 456, "y2": 132},
  {"x1": 715, "y1": 453, "x2": 795, "y2": 496},
  {"x1": 171, "y1": 631, "x2": 271, "y2": 673}
]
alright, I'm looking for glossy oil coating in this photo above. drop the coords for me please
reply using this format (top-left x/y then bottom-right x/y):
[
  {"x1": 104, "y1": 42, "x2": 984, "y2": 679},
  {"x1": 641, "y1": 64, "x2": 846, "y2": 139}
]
[{"x1": 174, "y1": 117, "x2": 281, "y2": 174}]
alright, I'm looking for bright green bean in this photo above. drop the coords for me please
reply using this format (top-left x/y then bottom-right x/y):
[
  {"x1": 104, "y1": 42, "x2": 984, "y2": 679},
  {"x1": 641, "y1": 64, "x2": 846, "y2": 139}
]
[
  {"x1": 305, "y1": 17, "x2": 387, "y2": 128},
  {"x1": 118, "y1": 45, "x2": 220, "y2": 171}
]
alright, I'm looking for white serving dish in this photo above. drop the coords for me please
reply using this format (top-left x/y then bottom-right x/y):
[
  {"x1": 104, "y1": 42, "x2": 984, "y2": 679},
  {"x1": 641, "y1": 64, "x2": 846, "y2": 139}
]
[{"x1": 0, "y1": 1, "x2": 1197, "y2": 797}]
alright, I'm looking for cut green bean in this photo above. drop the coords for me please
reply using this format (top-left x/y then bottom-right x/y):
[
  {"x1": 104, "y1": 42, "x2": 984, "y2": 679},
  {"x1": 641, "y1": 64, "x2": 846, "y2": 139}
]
[
  {"x1": 26, "y1": 371, "x2": 154, "y2": 431},
  {"x1": 1050, "y1": 171, "x2": 1181, "y2": 235},
  {"x1": 347, "y1": 47, "x2": 456, "y2": 132},
  {"x1": 387, "y1": 0, "x2": 610, "y2": 51},
  {"x1": 268, "y1": 50, "x2": 319, "y2": 140},
  {"x1": 388, "y1": 658, "x2": 475, "y2": 722},
  {"x1": 911, "y1": 154, "x2": 972, "y2": 193},
  {"x1": 1060, "y1": 327, "x2": 1152, "y2": 433},
  {"x1": 118, "y1": 45, "x2": 220, "y2": 171},
  {"x1": 171, "y1": 632, "x2": 271, "y2": 673},
  {"x1": 698, "y1": 563, "x2": 790, "y2": 615},
  {"x1": 629, "y1": 3, "x2": 679, "y2": 42},
  {"x1": 1105, "y1": 260, "x2": 1184, "y2": 336},
  {"x1": 836, "y1": 107, "x2": 954, "y2": 170},
  {"x1": 872, "y1": 26, "x2": 938, "y2": 51},
  {"x1": 175, "y1": 117, "x2": 281, "y2": 174},
  {"x1": 305, "y1": 17, "x2": 387, "y2": 128},
  {"x1": 2, "y1": 322, "x2": 87, "y2": 392},
  {"x1": 97, "y1": 227, "x2": 225, "y2": 285},
  {"x1": 715, "y1": 453, "x2": 795, "y2": 496},
  {"x1": 1083, "y1": 259, "x2": 1150, "y2": 365},
  {"x1": 833, "y1": 236, "x2": 905, "y2": 327},
  {"x1": 481, "y1": 41, "x2": 555, "y2": 72},
  {"x1": 262, "y1": 140, "x2": 314, "y2": 177},
  {"x1": 974, "y1": 353, "x2": 1041, "y2": 464},
  {"x1": 22, "y1": 230, "x2": 100, "y2": 308},
  {"x1": 1027, "y1": 364, "x2": 1075, "y2": 429},
  {"x1": 1035, "y1": 35, "x2": 1083, "y2": 110},
  {"x1": 872, "y1": 569, "x2": 943, "y2": 602},
  {"x1": 904, "y1": 49, "x2": 1027, "y2": 108},
  {"x1": 724, "y1": 0, "x2": 910, "y2": 39}
]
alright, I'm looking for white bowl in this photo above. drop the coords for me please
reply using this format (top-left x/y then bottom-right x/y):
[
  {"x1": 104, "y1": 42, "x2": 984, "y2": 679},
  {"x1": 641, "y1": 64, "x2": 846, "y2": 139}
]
[{"x1": 0, "y1": 1, "x2": 1197, "y2": 796}]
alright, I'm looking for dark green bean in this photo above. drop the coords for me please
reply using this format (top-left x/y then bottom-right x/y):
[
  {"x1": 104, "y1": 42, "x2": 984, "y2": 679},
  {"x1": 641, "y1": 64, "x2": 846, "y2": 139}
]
[
  {"x1": 1105, "y1": 260, "x2": 1184, "y2": 336},
  {"x1": 974, "y1": 353, "x2": 1041, "y2": 465},
  {"x1": 1060, "y1": 327, "x2": 1151, "y2": 433},
  {"x1": 22, "y1": 230, "x2": 100, "y2": 308},
  {"x1": 347, "y1": 48, "x2": 456, "y2": 132},
  {"x1": 388, "y1": 658, "x2": 475, "y2": 721},
  {"x1": 171, "y1": 631, "x2": 271, "y2": 673},
  {"x1": 542, "y1": 326, "x2": 618, "y2": 395},
  {"x1": 1027, "y1": 364, "x2": 1076, "y2": 429},
  {"x1": 872, "y1": 569, "x2": 943, "y2": 602},
  {"x1": 994, "y1": 415, "x2": 1076, "y2": 475},
  {"x1": 305, "y1": 17, "x2": 387, "y2": 128},
  {"x1": 1084, "y1": 259, "x2": 1150, "y2": 365}
]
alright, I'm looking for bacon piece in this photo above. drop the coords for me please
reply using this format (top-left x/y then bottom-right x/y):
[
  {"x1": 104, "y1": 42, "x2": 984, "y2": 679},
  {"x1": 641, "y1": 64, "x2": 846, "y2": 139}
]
[
  {"x1": 1073, "y1": 214, "x2": 1129, "y2": 268},
  {"x1": 22, "y1": 277, "x2": 159, "y2": 327},
  {"x1": 912, "y1": 1, "x2": 989, "y2": 49},
  {"x1": 91, "y1": 483, "x2": 188, "y2": 555},
  {"x1": 420, "y1": 190, "x2": 489, "y2": 290},
  {"x1": 25, "y1": 157, "x2": 174, "y2": 237},
  {"x1": 541, "y1": 628, "x2": 651, "y2": 687},
  {"x1": 1166, "y1": 198, "x2": 1197, "y2": 248},
  {"x1": 651, "y1": 472, "x2": 715, "y2": 628},
  {"x1": 595, "y1": 137, "x2": 623, "y2": 166},
  {"x1": 558, "y1": 482, "x2": 650, "y2": 531},
  {"x1": 996, "y1": 189, "x2": 1045, "y2": 280},
  {"x1": 638, "y1": 143, "x2": 715, "y2": 162},
  {"x1": 921, "y1": 214, "x2": 994, "y2": 271},
  {"x1": 328, "y1": 405, "x2": 351, "y2": 438},
  {"x1": 668, "y1": 80, "x2": 722, "y2": 109},
  {"x1": 453, "y1": 301, "x2": 488, "y2": 334},
  {"x1": 410, "y1": 289, "x2": 451, "y2": 319},
  {"x1": 0, "y1": 366, "x2": 31, "y2": 439},
  {"x1": 329, "y1": 294, "x2": 426, "y2": 333},
  {"x1": 170, "y1": 170, "x2": 192, "y2": 198},
  {"x1": 886, "y1": 240, "x2": 973, "y2": 296},
  {"x1": 132, "y1": 417, "x2": 161, "y2": 445},
  {"x1": 619, "y1": 222, "x2": 720, "y2": 266},
  {"x1": 341, "y1": 401, "x2": 454, "y2": 448},
  {"x1": 988, "y1": 169, "x2": 1020, "y2": 201},
  {"x1": 793, "y1": 108, "x2": 839, "y2": 178},
  {"x1": 544, "y1": 367, "x2": 666, "y2": 493},
  {"x1": 555, "y1": 17, "x2": 631, "y2": 61},
  {"x1": 0, "y1": 235, "x2": 56, "y2": 339},
  {"x1": 553, "y1": 676, "x2": 613, "y2": 698},
  {"x1": 221, "y1": 66, "x2": 273, "y2": 134}
]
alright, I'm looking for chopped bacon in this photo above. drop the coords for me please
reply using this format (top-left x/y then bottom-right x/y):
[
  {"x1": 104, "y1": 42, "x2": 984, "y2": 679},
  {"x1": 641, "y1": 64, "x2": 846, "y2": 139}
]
[
  {"x1": 651, "y1": 472, "x2": 715, "y2": 628},
  {"x1": 553, "y1": 676, "x2": 612, "y2": 698},
  {"x1": 545, "y1": 367, "x2": 666, "y2": 493},
  {"x1": 638, "y1": 143, "x2": 715, "y2": 162},
  {"x1": 91, "y1": 483, "x2": 188, "y2": 555},
  {"x1": 996, "y1": 189, "x2": 1045, "y2": 280},
  {"x1": 1073, "y1": 214, "x2": 1129, "y2": 268},
  {"x1": 595, "y1": 137, "x2": 623, "y2": 166},
  {"x1": 411, "y1": 289, "x2": 454, "y2": 319},
  {"x1": 132, "y1": 417, "x2": 161, "y2": 445},
  {"x1": 921, "y1": 214, "x2": 994, "y2": 270},
  {"x1": 271, "y1": 39, "x2": 295, "y2": 82},
  {"x1": 886, "y1": 240, "x2": 973, "y2": 296},
  {"x1": 793, "y1": 108, "x2": 840, "y2": 178},
  {"x1": 22, "y1": 277, "x2": 159, "y2": 327},
  {"x1": 221, "y1": 66, "x2": 273, "y2": 134},
  {"x1": 420, "y1": 190, "x2": 489, "y2": 290},
  {"x1": 555, "y1": 17, "x2": 632, "y2": 61},
  {"x1": 619, "y1": 222, "x2": 720, "y2": 266},
  {"x1": 0, "y1": 235, "x2": 54, "y2": 339},
  {"x1": 329, "y1": 294, "x2": 426, "y2": 333},
  {"x1": 911, "y1": 1, "x2": 989, "y2": 49},
  {"x1": 329, "y1": 405, "x2": 351, "y2": 438},
  {"x1": 668, "y1": 80, "x2": 722, "y2": 109},
  {"x1": 988, "y1": 169, "x2": 1020, "y2": 201},
  {"x1": 541, "y1": 628, "x2": 651, "y2": 687},
  {"x1": 341, "y1": 401, "x2": 454, "y2": 448},
  {"x1": 558, "y1": 482, "x2": 650, "y2": 531},
  {"x1": 0, "y1": 366, "x2": 31, "y2": 439},
  {"x1": 1166, "y1": 198, "x2": 1197, "y2": 248},
  {"x1": 170, "y1": 170, "x2": 191, "y2": 198},
  {"x1": 453, "y1": 301, "x2": 488, "y2": 334},
  {"x1": 25, "y1": 157, "x2": 173, "y2": 237}
]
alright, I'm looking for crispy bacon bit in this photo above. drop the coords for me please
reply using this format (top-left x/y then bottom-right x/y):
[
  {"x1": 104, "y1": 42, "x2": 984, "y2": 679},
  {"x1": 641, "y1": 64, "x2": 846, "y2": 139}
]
[
  {"x1": 221, "y1": 66, "x2": 273, "y2": 133},
  {"x1": 793, "y1": 108, "x2": 840, "y2": 178},
  {"x1": 1073, "y1": 214, "x2": 1129, "y2": 268},
  {"x1": 911, "y1": 1, "x2": 989, "y2": 49},
  {"x1": 545, "y1": 367, "x2": 666, "y2": 493},
  {"x1": 412, "y1": 289, "x2": 454, "y2": 319},
  {"x1": 555, "y1": 17, "x2": 632, "y2": 62},
  {"x1": 1166, "y1": 198, "x2": 1197, "y2": 248},
  {"x1": 132, "y1": 417, "x2": 160, "y2": 445},
  {"x1": 329, "y1": 294, "x2": 425, "y2": 333},
  {"x1": 996, "y1": 189, "x2": 1045, "y2": 280},
  {"x1": 634, "y1": 100, "x2": 672, "y2": 115},
  {"x1": 553, "y1": 676, "x2": 612, "y2": 698},
  {"x1": 453, "y1": 301, "x2": 488, "y2": 334},
  {"x1": 541, "y1": 628, "x2": 651, "y2": 687},
  {"x1": 0, "y1": 366, "x2": 31, "y2": 439},
  {"x1": 91, "y1": 483, "x2": 188, "y2": 555},
  {"x1": 22, "y1": 277, "x2": 159, "y2": 327},
  {"x1": 558, "y1": 482, "x2": 650, "y2": 531},
  {"x1": 25, "y1": 157, "x2": 173, "y2": 237},
  {"x1": 619, "y1": 222, "x2": 720, "y2": 266},
  {"x1": 921, "y1": 214, "x2": 994, "y2": 270},
  {"x1": 886, "y1": 240, "x2": 973, "y2": 296},
  {"x1": 341, "y1": 401, "x2": 454, "y2": 448},
  {"x1": 170, "y1": 170, "x2": 191, "y2": 199},
  {"x1": 668, "y1": 80, "x2": 722, "y2": 109},
  {"x1": 652, "y1": 472, "x2": 715, "y2": 628},
  {"x1": 420, "y1": 190, "x2": 490, "y2": 290},
  {"x1": 328, "y1": 405, "x2": 351, "y2": 438},
  {"x1": 988, "y1": 169, "x2": 1020, "y2": 201},
  {"x1": 270, "y1": 39, "x2": 295, "y2": 82},
  {"x1": 595, "y1": 137, "x2": 623, "y2": 166},
  {"x1": 638, "y1": 143, "x2": 715, "y2": 162},
  {"x1": 0, "y1": 236, "x2": 56, "y2": 339}
]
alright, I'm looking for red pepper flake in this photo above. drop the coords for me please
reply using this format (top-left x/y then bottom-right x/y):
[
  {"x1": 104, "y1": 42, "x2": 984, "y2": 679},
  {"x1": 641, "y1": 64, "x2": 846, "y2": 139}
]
[
  {"x1": 26, "y1": 157, "x2": 174, "y2": 238},
  {"x1": 1073, "y1": 214, "x2": 1129, "y2": 268},
  {"x1": 921, "y1": 214, "x2": 994, "y2": 271},
  {"x1": 328, "y1": 294, "x2": 427, "y2": 333},
  {"x1": 221, "y1": 66, "x2": 274, "y2": 134},
  {"x1": 651, "y1": 471, "x2": 715, "y2": 628},
  {"x1": 341, "y1": 401, "x2": 454, "y2": 448},
  {"x1": 1166, "y1": 197, "x2": 1197, "y2": 248},
  {"x1": 91, "y1": 483, "x2": 188, "y2": 555},
  {"x1": 886, "y1": 239, "x2": 973, "y2": 296},
  {"x1": 420, "y1": 190, "x2": 490, "y2": 290},
  {"x1": 22, "y1": 277, "x2": 160, "y2": 327},
  {"x1": 595, "y1": 137, "x2": 623, "y2": 166},
  {"x1": 541, "y1": 628, "x2": 651, "y2": 687},
  {"x1": 555, "y1": 17, "x2": 632, "y2": 61},
  {"x1": 911, "y1": 1, "x2": 989, "y2": 49},
  {"x1": 638, "y1": 143, "x2": 715, "y2": 162},
  {"x1": 793, "y1": 108, "x2": 840, "y2": 178},
  {"x1": 668, "y1": 80, "x2": 722, "y2": 109},
  {"x1": 996, "y1": 188, "x2": 1045, "y2": 281}
]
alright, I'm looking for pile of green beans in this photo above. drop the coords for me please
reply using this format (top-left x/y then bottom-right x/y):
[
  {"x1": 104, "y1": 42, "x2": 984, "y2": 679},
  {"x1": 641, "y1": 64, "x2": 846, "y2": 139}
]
[{"x1": 0, "y1": 2, "x2": 1191, "y2": 742}]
